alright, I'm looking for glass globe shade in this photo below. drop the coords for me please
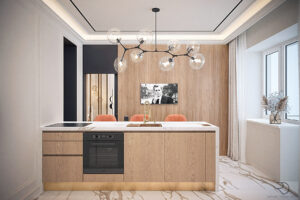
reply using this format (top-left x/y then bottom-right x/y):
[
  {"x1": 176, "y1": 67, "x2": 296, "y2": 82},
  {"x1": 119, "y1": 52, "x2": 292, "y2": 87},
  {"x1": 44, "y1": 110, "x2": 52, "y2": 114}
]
[
  {"x1": 136, "y1": 28, "x2": 153, "y2": 43},
  {"x1": 130, "y1": 49, "x2": 144, "y2": 63},
  {"x1": 107, "y1": 28, "x2": 121, "y2": 44},
  {"x1": 189, "y1": 53, "x2": 205, "y2": 70},
  {"x1": 114, "y1": 57, "x2": 127, "y2": 73},
  {"x1": 159, "y1": 56, "x2": 175, "y2": 71},
  {"x1": 187, "y1": 42, "x2": 200, "y2": 53},
  {"x1": 168, "y1": 40, "x2": 181, "y2": 53}
]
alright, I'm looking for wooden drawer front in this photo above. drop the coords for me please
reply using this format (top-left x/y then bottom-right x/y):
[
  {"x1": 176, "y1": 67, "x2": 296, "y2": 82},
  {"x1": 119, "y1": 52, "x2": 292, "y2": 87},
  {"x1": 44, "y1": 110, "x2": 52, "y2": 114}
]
[
  {"x1": 43, "y1": 156, "x2": 82, "y2": 182},
  {"x1": 165, "y1": 132, "x2": 206, "y2": 182},
  {"x1": 43, "y1": 132, "x2": 82, "y2": 141},
  {"x1": 206, "y1": 132, "x2": 216, "y2": 182},
  {"x1": 43, "y1": 141, "x2": 82, "y2": 155},
  {"x1": 83, "y1": 174, "x2": 124, "y2": 182}
]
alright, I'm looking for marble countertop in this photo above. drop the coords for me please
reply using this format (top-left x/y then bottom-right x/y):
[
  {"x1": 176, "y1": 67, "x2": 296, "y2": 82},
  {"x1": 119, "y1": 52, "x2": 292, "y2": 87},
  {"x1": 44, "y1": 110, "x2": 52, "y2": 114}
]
[{"x1": 41, "y1": 121, "x2": 219, "y2": 132}]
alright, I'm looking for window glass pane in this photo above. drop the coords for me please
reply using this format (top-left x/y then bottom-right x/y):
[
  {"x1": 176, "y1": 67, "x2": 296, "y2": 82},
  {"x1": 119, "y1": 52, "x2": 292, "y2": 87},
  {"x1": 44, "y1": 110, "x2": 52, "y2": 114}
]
[
  {"x1": 266, "y1": 52, "x2": 279, "y2": 96},
  {"x1": 286, "y1": 42, "x2": 299, "y2": 120}
]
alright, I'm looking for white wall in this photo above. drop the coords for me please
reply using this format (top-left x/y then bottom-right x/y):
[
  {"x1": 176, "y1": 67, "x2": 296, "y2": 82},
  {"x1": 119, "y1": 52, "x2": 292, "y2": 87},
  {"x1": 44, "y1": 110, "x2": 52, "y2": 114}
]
[
  {"x1": 247, "y1": 0, "x2": 298, "y2": 49},
  {"x1": 0, "y1": 0, "x2": 83, "y2": 199}
]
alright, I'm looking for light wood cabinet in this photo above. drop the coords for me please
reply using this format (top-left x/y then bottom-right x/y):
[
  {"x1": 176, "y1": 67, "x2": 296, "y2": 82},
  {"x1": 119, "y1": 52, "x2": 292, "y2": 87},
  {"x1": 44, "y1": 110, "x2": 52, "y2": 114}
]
[
  {"x1": 42, "y1": 156, "x2": 82, "y2": 182},
  {"x1": 124, "y1": 132, "x2": 164, "y2": 181},
  {"x1": 42, "y1": 132, "x2": 83, "y2": 182},
  {"x1": 43, "y1": 141, "x2": 82, "y2": 155},
  {"x1": 43, "y1": 132, "x2": 82, "y2": 141},
  {"x1": 165, "y1": 132, "x2": 206, "y2": 182},
  {"x1": 206, "y1": 132, "x2": 216, "y2": 182}
]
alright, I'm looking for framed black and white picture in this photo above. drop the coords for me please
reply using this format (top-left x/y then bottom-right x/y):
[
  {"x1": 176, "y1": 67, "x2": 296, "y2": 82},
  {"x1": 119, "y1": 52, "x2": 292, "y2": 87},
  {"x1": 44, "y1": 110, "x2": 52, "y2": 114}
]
[{"x1": 140, "y1": 83, "x2": 178, "y2": 104}]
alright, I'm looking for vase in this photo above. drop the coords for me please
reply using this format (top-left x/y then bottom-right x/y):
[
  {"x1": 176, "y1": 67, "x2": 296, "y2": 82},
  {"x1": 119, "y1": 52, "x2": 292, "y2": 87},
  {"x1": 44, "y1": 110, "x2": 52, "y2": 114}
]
[{"x1": 270, "y1": 112, "x2": 281, "y2": 124}]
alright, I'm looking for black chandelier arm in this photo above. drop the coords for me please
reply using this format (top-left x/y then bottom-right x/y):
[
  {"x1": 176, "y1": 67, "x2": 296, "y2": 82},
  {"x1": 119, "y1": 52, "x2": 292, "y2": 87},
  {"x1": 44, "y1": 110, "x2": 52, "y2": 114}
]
[{"x1": 118, "y1": 44, "x2": 194, "y2": 61}]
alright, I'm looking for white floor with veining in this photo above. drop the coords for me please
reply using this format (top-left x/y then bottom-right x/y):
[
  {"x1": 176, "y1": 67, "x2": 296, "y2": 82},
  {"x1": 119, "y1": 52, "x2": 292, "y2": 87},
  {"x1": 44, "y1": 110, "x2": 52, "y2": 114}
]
[{"x1": 37, "y1": 157, "x2": 298, "y2": 200}]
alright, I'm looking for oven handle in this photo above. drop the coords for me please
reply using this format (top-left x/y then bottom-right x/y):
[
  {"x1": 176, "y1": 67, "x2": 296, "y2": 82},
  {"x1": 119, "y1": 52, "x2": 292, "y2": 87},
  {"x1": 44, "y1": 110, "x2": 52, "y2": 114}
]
[{"x1": 90, "y1": 142, "x2": 118, "y2": 146}]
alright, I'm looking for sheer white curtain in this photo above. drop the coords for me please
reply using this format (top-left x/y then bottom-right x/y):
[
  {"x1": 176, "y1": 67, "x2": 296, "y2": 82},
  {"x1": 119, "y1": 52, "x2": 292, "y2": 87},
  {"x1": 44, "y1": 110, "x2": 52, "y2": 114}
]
[{"x1": 228, "y1": 33, "x2": 247, "y2": 161}]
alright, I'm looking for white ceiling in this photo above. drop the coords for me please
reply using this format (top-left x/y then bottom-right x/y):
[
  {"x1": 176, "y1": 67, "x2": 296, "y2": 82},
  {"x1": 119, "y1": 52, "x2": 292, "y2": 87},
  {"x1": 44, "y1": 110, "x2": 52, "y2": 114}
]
[
  {"x1": 42, "y1": 0, "x2": 285, "y2": 43},
  {"x1": 59, "y1": 0, "x2": 255, "y2": 33}
]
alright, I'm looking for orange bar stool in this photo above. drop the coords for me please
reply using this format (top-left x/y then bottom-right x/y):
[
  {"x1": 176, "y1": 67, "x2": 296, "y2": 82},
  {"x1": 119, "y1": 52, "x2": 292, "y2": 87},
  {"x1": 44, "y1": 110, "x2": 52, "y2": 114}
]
[
  {"x1": 130, "y1": 114, "x2": 149, "y2": 121},
  {"x1": 94, "y1": 114, "x2": 117, "y2": 121},
  {"x1": 165, "y1": 114, "x2": 187, "y2": 121}
]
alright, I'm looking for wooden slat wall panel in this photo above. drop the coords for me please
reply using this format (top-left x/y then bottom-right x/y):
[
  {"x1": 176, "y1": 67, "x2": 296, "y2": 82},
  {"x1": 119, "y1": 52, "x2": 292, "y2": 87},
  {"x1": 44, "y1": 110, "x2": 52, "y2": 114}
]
[
  {"x1": 85, "y1": 74, "x2": 115, "y2": 120},
  {"x1": 118, "y1": 44, "x2": 228, "y2": 155},
  {"x1": 90, "y1": 74, "x2": 99, "y2": 121},
  {"x1": 102, "y1": 74, "x2": 107, "y2": 114},
  {"x1": 107, "y1": 74, "x2": 115, "y2": 115},
  {"x1": 98, "y1": 74, "x2": 102, "y2": 115},
  {"x1": 86, "y1": 74, "x2": 91, "y2": 121}
]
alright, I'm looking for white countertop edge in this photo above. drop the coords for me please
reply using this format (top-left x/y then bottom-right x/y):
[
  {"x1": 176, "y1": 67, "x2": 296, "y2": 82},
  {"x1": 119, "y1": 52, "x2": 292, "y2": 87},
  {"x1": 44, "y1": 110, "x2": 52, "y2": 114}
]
[{"x1": 41, "y1": 121, "x2": 219, "y2": 132}]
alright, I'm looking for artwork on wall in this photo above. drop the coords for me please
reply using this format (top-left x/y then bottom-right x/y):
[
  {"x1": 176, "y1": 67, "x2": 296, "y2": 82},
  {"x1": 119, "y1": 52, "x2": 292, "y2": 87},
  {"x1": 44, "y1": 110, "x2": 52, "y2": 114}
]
[{"x1": 140, "y1": 83, "x2": 178, "y2": 104}]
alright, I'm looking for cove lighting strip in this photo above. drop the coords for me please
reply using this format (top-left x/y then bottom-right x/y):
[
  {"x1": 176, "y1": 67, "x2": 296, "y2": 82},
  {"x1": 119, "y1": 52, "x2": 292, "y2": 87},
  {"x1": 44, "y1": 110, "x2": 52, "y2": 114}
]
[{"x1": 42, "y1": 0, "x2": 272, "y2": 42}]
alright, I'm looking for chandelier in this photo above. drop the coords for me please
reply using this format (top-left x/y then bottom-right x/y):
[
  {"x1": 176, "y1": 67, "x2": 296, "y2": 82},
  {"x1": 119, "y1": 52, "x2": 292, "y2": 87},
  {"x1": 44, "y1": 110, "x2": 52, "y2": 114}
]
[{"x1": 107, "y1": 8, "x2": 205, "y2": 73}]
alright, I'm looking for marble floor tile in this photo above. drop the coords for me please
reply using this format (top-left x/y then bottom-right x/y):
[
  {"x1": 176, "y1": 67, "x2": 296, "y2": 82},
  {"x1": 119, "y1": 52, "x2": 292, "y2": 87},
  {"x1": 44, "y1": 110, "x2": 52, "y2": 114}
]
[{"x1": 37, "y1": 156, "x2": 298, "y2": 200}]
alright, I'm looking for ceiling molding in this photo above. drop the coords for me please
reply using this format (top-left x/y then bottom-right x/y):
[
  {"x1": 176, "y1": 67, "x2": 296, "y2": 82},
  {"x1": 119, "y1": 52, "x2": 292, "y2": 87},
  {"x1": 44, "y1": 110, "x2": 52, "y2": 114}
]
[
  {"x1": 69, "y1": 0, "x2": 243, "y2": 33},
  {"x1": 41, "y1": 0, "x2": 285, "y2": 44}
]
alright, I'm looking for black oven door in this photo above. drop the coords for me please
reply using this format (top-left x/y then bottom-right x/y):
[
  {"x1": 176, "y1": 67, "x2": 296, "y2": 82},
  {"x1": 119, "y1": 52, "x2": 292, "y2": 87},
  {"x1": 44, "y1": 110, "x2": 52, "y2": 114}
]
[{"x1": 83, "y1": 132, "x2": 124, "y2": 174}]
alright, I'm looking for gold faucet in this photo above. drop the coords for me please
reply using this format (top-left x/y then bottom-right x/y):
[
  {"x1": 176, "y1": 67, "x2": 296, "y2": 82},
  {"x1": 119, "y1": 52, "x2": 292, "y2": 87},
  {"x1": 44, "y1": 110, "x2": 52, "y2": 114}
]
[{"x1": 143, "y1": 101, "x2": 151, "y2": 123}]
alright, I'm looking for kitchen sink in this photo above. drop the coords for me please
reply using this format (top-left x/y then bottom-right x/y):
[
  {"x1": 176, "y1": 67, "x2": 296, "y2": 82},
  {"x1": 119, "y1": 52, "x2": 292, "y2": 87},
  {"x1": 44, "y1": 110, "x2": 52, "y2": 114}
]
[{"x1": 126, "y1": 123, "x2": 162, "y2": 127}]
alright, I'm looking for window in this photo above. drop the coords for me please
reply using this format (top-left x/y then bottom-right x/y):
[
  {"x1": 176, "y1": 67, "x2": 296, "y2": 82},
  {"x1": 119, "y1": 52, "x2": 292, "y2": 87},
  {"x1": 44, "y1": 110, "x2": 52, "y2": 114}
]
[
  {"x1": 285, "y1": 42, "x2": 299, "y2": 120},
  {"x1": 265, "y1": 51, "x2": 279, "y2": 96},
  {"x1": 263, "y1": 39, "x2": 299, "y2": 122}
]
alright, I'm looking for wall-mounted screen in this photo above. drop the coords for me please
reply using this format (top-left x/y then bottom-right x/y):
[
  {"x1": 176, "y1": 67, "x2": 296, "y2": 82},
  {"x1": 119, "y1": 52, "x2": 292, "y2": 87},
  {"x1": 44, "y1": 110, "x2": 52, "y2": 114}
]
[{"x1": 140, "y1": 83, "x2": 178, "y2": 104}]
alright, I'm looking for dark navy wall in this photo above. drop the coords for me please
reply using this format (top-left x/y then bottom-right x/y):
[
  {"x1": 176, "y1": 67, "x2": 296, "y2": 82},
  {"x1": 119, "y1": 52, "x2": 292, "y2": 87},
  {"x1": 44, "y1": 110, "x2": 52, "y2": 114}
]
[
  {"x1": 64, "y1": 38, "x2": 77, "y2": 121},
  {"x1": 83, "y1": 45, "x2": 117, "y2": 74}
]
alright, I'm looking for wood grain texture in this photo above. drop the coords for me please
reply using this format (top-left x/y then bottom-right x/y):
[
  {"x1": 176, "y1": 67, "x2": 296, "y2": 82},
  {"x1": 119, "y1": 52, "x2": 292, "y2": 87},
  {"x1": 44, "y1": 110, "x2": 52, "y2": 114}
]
[
  {"x1": 124, "y1": 132, "x2": 164, "y2": 181},
  {"x1": 164, "y1": 132, "x2": 206, "y2": 182},
  {"x1": 206, "y1": 132, "x2": 216, "y2": 182},
  {"x1": 42, "y1": 156, "x2": 82, "y2": 182},
  {"x1": 44, "y1": 182, "x2": 215, "y2": 191},
  {"x1": 43, "y1": 141, "x2": 82, "y2": 155},
  {"x1": 85, "y1": 74, "x2": 115, "y2": 120},
  {"x1": 83, "y1": 174, "x2": 124, "y2": 182},
  {"x1": 117, "y1": 44, "x2": 228, "y2": 155},
  {"x1": 42, "y1": 132, "x2": 82, "y2": 141}
]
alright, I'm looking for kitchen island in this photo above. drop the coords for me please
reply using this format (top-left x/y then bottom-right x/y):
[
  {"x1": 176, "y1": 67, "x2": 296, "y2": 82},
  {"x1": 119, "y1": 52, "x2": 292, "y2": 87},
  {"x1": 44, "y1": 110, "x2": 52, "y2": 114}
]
[{"x1": 41, "y1": 121, "x2": 219, "y2": 191}]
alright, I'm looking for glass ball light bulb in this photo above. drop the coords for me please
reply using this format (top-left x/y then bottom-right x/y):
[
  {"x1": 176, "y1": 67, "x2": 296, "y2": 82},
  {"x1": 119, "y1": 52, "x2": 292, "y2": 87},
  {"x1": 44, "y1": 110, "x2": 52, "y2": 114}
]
[
  {"x1": 130, "y1": 49, "x2": 144, "y2": 63},
  {"x1": 107, "y1": 28, "x2": 121, "y2": 44},
  {"x1": 136, "y1": 28, "x2": 153, "y2": 43},
  {"x1": 159, "y1": 56, "x2": 175, "y2": 71},
  {"x1": 168, "y1": 40, "x2": 181, "y2": 53},
  {"x1": 189, "y1": 53, "x2": 205, "y2": 70},
  {"x1": 114, "y1": 57, "x2": 127, "y2": 73},
  {"x1": 187, "y1": 42, "x2": 200, "y2": 53}
]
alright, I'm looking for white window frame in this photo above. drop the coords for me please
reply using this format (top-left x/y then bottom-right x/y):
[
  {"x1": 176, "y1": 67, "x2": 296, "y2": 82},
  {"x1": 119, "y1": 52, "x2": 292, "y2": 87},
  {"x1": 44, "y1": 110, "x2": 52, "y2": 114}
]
[{"x1": 262, "y1": 37, "x2": 299, "y2": 124}]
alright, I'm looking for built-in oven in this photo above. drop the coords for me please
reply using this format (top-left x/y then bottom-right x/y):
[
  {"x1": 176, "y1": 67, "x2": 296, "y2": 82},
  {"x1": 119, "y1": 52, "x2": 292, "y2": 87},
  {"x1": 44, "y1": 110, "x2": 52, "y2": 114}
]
[{"x1": 83, "y1": 132, "x2": 124, "y2": 174}]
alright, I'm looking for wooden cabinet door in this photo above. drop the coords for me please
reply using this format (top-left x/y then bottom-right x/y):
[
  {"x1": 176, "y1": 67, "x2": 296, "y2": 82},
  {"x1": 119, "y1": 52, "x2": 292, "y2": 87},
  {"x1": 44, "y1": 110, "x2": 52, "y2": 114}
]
[
  {"x1": 43, "y1": 156, "x2": 82, "y2": 182},
  {"x1": 124, "y1": 132, "x2": 164, "y2": 181},
  {"x1": 165, "y1": 132, "x2": 206, "y2": 182}
]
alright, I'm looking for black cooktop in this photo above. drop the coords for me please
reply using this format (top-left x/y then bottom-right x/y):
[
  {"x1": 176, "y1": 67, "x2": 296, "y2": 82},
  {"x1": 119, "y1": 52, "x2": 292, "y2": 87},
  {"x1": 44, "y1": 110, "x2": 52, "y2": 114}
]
[{"x1": 46, "y1": 123, "x2": 92, "y2": 127}]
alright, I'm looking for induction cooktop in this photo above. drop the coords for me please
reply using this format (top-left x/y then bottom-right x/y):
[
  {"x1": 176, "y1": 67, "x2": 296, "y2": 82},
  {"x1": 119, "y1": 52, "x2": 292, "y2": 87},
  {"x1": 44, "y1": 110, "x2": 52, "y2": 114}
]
[{"x1": 46, "y1": 123, "x2": 92, "y2": 127}]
